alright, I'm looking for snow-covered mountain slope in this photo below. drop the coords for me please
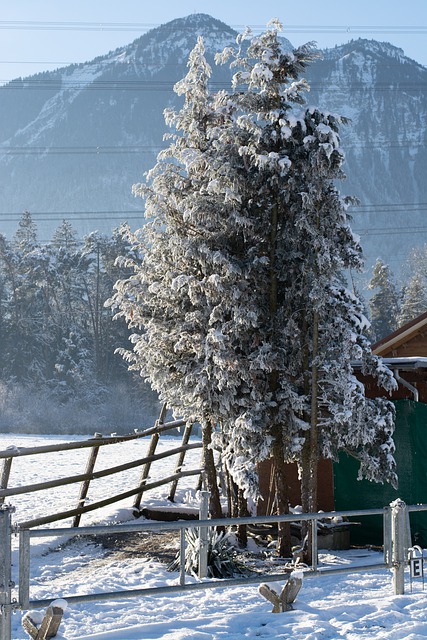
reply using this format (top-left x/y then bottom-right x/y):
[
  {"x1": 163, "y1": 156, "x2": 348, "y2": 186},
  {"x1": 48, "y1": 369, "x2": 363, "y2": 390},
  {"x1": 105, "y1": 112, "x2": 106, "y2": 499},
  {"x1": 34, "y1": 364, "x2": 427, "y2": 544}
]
[
  {"x1": 0, "y1": 15, "x2": 425, "y2": 279},
  {"x1": 306, "y1": 39, "x2": 427, "y2": 276}
]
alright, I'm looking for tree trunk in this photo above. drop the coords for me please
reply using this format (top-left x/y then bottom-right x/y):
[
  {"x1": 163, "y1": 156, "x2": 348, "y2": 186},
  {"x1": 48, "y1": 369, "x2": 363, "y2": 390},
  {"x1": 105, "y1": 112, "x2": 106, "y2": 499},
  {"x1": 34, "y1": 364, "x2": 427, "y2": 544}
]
[
  {"x1": 301, "y1": 310, "x2": 319, "y2": 564},
  {"x1": 268, "y1": 201, "x2": 291, "y2": 557},
  {"x1": 202, "y1": 420, "x2": 223, "y2": 519},
  {"x1": 237, "y1": 488, "x2": 249, "y2": 547},
  {"x1": 226, "y1": 470, "x2": 238, "y2": 518},
  {"x1": 271, "y1": 436, "x2": 291, "y2": 557}
]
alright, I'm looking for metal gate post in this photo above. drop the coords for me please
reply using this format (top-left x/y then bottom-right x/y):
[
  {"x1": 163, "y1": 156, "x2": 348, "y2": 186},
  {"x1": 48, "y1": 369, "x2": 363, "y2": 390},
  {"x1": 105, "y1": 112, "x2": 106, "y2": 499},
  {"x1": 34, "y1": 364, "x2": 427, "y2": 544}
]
[
  {"x1": 198, "y1": 491, "x2": 210, "y2": 579},
  {"x1": 0, "y1": 505, "x2": 15, "y2": 640},
  {"x1": 383, "y1": 506, "x2": 392, "y2": 566},
  {"x1": 391, "y1": 499, "x2": 407, "y2": 595}
]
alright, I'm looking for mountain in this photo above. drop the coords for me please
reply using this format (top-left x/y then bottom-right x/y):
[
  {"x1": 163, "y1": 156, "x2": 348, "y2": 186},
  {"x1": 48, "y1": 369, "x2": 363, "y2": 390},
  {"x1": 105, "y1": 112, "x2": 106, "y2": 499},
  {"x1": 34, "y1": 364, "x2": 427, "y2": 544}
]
[
  {"x1": 0, "y1": 14, "x2": 240, "y2": 241},
  {"x1": 0, "y1": 14, "x2": 426, "y2": 281},
  {"x1": 305, "y1": 39, "x2": 427, "y2": 278}
]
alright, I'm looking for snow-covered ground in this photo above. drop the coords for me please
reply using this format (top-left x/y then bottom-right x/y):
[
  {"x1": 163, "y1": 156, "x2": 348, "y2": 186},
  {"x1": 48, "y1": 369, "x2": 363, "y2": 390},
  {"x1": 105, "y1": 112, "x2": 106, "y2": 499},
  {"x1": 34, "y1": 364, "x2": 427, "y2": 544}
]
[{"x1": 2, "y1": 432, "x2": 427, "y2": 640}]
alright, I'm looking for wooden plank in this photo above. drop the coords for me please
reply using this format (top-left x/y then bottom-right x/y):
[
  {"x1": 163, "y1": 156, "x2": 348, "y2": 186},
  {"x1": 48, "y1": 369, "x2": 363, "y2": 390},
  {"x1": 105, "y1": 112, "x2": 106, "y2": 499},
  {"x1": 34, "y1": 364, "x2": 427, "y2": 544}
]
[
  {"x1": 17, "y1": 468, "x2": 203, "y2": 529},
  {"x1": 0, "y1": 417, "x2": 186, "y2": 460},
  {"x1": 133, "y1": 404, "x2": 167, "y2": 511},
  {"x1": 0, "y1": 457, "x2": 12, "y2": 505},
  {"x1": 35, "y1": 605, "x2": 64, "y2": 639},
  {"x1": 73, "y1": 436, "x2": 102, "y2": 527},
  {"x1": 168, "y1": 422, "x2": 193, "y2": 502},
  {"x1": 22, "y1": 612, "x2": 39, "y2": 639},
  {"x1": 0, "y1": 442, "x2": 202, "y2": 499}
]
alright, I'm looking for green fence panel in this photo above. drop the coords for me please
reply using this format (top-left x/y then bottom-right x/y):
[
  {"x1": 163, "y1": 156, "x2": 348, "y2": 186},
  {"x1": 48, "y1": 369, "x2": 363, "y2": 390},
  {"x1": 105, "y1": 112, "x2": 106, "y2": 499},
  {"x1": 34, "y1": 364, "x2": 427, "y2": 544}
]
[{"x1": 333, "y1": 399, "x2": 427, "y2": 546}]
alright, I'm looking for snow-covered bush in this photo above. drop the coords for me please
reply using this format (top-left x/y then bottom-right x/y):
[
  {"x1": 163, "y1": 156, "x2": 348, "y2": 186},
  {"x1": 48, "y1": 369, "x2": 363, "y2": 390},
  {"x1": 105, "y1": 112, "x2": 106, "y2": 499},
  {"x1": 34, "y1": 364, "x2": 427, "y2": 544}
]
[{"x1": 168, "y1": 528, "x2": 245, "y2": 578}]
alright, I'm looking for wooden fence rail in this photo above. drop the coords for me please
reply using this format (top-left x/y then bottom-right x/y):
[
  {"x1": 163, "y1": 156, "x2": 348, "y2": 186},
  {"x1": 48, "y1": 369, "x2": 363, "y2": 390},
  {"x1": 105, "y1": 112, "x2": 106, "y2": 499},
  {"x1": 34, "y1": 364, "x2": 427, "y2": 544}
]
[
  {"x1": 0, "y1": 408, "x2": 205, "y2": 529},
  {"x1": 17, "y1": 468, "x2": 203, "y2": 529},
  {"x1": 0, "y1": 418, "x2": 187, "y2": 460},
  {"x1": 0, "y1": 442, "x2": 203, "y2": 500}
]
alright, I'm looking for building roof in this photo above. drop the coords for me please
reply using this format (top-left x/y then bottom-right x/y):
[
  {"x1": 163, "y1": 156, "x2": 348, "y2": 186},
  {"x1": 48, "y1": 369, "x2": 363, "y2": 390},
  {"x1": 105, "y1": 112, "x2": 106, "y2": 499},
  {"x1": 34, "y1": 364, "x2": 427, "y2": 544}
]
[{"x1": 372, "y1": 310, "x2": 427, "y2": 356}]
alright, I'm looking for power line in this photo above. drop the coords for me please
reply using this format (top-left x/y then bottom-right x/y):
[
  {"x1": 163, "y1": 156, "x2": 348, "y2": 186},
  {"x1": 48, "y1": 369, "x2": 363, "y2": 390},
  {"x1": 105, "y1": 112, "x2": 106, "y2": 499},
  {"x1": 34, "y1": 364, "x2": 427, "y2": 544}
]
[
  {"x1": 0, "y1": 20, "x2": 425, "y2": 34},
  {"x1": 0, "y1": 146, "x2": 162, "y2": 155},
  {"x1": 1, "y1": 78, "x2": 425, "y2": 91},
  {"x1": 1, "y1": 142, "x2": 425, "y2": 156},
  {"x1": 357, "y1": 226, "x2": 427, "y2": 236},
  {"x1": 0, "y1": 202, "x2": 426, "y2": 218},
  {"x1": 352, "y1": 204, "x2": 427, "y2": 215}
]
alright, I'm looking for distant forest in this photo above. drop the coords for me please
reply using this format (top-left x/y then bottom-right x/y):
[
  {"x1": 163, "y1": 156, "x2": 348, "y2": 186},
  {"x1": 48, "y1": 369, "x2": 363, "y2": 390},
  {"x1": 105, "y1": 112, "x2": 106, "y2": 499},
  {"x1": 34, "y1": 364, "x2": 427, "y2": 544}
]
[{"x1": 0, "y1": 212, "x2": 160, "y2": 434}]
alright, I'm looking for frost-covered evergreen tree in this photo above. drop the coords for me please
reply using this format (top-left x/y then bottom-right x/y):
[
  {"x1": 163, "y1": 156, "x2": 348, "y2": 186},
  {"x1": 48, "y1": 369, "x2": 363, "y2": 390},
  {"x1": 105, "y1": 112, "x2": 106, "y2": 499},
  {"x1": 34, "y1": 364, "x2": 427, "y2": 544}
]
[
  {"x1": 110, "y1": 24, "x2": 397, "y2": 544},
  {"x1": 368, "y1": 259, "x2": 400, "y2": 340},
  {"x1": 399, "y1": 273, "x2": 427, "y2": 326},
  {"x1": 397, "y1": 246, "x2": 427, "y2": 326},
  {"x1": 213, "y1": 23, "x2": 397, "y2": 525},
  {"x1": 109, "y1": 38, "x2": 227, "y2": 517}
]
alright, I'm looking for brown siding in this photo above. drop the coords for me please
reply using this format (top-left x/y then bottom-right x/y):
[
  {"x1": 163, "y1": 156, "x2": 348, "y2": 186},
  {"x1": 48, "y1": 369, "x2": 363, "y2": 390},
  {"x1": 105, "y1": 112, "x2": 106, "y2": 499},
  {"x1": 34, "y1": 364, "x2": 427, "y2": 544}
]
[
  {"x1": 380, "y1": 332, "x2": 427, "y2": 358},
  {"x1": 257, "y1": 458, "x2": 334, "y2": 515}
]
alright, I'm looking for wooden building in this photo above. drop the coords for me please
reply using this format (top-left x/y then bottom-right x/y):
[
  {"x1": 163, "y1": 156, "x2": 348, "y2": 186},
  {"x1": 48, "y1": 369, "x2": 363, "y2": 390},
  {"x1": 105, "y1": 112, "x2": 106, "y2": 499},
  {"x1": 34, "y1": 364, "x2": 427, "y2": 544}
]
[
  {"x1": 336, "y1": 312, "x2": 427, "y2": 546},
  {"x1": 258, "y1": 311, "x2": 427, "y2": 528}
]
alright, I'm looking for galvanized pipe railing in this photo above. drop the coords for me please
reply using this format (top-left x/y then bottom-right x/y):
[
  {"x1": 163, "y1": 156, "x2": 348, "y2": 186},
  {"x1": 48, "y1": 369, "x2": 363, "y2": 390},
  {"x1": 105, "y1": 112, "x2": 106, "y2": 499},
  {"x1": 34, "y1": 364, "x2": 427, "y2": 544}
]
[{"x1": 17, "y1": 505, "x2": 403, "y2": 610}]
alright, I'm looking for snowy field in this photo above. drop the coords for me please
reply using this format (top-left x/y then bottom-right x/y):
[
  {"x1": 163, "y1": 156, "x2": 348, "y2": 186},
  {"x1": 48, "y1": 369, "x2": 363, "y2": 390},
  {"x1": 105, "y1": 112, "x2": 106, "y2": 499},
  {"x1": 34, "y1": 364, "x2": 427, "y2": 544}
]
[{"x1": 1, "y1": 432, "x2": 427, "y2": 640}]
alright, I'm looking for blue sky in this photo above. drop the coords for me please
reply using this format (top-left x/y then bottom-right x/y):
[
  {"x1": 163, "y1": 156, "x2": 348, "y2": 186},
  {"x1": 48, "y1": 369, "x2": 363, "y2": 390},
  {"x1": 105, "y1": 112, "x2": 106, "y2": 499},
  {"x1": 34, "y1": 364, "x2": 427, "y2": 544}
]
[{"x1": 0, "y1": 0, "x2": 426, "y2": 84}]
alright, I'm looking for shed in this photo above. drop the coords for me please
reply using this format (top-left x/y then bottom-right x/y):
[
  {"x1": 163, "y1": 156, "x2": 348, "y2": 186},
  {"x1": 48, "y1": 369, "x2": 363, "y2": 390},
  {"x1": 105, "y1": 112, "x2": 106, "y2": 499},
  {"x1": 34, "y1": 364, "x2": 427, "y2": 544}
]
[
  {"x1": 257, "y1": 312, "x2": 427, "y2": 547},
  {"x1": 334, "y1": 312, "x2": 427, "y2": 546}
]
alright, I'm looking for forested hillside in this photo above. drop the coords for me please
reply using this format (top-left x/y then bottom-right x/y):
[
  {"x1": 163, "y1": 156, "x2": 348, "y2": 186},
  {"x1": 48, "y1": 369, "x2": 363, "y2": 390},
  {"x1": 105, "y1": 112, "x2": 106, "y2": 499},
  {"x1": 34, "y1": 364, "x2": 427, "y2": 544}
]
[{"x1": 0, "y1": 213, "x2": 160, "y2": 433}]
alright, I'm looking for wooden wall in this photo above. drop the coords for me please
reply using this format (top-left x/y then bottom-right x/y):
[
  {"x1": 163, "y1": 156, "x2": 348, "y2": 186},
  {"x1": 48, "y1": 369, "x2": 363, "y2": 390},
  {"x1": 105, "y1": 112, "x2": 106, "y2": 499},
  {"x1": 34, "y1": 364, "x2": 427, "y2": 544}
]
[{"x1": 257, "y1": 458, "x2": 335, "y2": 515}]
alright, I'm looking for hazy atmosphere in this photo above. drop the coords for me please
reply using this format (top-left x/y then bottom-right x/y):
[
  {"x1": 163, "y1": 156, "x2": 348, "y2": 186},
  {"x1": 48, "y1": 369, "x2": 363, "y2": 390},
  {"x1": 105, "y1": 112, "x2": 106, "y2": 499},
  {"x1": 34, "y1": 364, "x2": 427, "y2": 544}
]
[{"x1": 1, "y1": 5, "x2": 427, "y2": 639}]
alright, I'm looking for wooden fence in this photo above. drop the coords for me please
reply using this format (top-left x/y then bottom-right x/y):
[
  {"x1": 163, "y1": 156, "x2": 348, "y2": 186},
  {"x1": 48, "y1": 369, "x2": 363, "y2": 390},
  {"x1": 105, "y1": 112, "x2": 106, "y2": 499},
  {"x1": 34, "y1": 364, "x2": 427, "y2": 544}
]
[{"x1": 0, "y1": 406, "x2": 204, "y2": 528}]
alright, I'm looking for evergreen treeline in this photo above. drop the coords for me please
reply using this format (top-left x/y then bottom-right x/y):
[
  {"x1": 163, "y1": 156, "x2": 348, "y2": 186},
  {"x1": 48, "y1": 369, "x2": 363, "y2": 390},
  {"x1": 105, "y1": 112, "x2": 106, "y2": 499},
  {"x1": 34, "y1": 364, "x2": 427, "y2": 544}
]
[
  {"x1": 0, "y1": 212, "x2": 159, "y2": 433},
  {"x1": 368, "y1": 252, "x2": 427, "y2": 341}
]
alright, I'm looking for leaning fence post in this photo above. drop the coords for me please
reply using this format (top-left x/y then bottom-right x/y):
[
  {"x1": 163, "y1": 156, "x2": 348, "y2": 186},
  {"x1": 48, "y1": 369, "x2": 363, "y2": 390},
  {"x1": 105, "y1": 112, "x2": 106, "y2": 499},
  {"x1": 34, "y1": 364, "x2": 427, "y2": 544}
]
[
  {"x1": 168, "y1": 422, "x2": 193, "y2": 502},
  {"x1": 0, "y1": 504, "x2": 15, "y2": 640},
  {"x1": 73, "y1": 433, "x2": 102, "y2": 528},
  {"x1": 133, "y1": 404, "x2": 167, "y2": 512},
  {"x1": 198, "y1": 491, "x2": 210, "y2": 579},
  {"x1": 0, "y1": 459, "x2": 12, "y2": 506},
  {"x1": 391, "y1": 499, "x2": 407, "y2": 595}
]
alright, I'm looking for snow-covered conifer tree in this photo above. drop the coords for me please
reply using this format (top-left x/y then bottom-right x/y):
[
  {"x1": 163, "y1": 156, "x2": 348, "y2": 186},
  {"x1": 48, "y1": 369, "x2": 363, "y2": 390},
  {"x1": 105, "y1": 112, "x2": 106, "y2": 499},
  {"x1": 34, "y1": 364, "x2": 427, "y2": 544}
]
[
  {"x1": 213, "y1": 25, "x2": 397, "y2": 557},
  {"x1": 110, "y1": 24, "x2": 397, "y2": 549},
  {"x1": 398, "y1": 246, "x2": 427, "y2": 326},
  {"x1": 368, "y1": 259, "x2": 400, "y2": 340},
  {"x1": 399, "y1": 273, "x2": 427, "y2": 325},
  {"x1": 276, "y1": 108, "x2": 398, "y2": 536},
  {"x1": 109, "y1": 37, "x2": 228, "y2": 517}
]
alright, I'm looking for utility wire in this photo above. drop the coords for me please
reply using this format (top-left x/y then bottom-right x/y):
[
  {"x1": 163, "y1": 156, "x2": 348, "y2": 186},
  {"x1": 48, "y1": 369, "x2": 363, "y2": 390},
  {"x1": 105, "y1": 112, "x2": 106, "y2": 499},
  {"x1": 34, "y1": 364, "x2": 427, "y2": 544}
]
[
  {"x1": 1, "y1": 79, "x2": 425, "y2": 91},
  {"x1": 0, "y1": 142, "x2": 425, "y2": 155},
  {"x1": 0, "y1": 20, "x2": 425, "y2": 34}
]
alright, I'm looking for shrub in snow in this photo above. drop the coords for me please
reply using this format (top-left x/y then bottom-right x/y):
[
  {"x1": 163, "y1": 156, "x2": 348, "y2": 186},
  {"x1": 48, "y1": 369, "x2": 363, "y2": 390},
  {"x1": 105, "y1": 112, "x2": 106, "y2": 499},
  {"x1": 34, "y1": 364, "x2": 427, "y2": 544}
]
[{"x1": 168, "y1": 528, "x2": 246, "y2": 578}]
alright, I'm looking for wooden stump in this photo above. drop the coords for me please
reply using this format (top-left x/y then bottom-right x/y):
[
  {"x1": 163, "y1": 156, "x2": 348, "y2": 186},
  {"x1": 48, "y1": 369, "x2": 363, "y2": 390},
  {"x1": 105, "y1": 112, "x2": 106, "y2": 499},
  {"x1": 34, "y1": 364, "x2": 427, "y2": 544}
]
[
  {"x1": 259, "y1": 574, "x2": 303, "y2": 612},
  {"x1": 22, "y1": 603, "x2": 65, "y2": 639}
]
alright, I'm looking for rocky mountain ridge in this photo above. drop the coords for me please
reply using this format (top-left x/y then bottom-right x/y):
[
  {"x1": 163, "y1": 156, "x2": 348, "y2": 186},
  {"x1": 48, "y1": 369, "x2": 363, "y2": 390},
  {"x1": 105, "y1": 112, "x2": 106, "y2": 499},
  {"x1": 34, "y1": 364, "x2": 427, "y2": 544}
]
[{"x1": 0, "y1": 14, "x2": 425, "y2": 281}]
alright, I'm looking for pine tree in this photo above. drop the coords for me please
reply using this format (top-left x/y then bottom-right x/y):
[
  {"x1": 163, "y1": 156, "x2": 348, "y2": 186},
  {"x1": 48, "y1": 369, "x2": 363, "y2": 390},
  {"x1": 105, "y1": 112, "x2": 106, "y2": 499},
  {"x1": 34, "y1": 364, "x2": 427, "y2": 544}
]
[
  {"x1": 399, "y1": 273, "x2": 427, "y2": 326},
  {"x1": 0, "y1": 212, "x2": 50, "y2": 380},
  {"x1": 109, "y1": 37, "x2": 225, "y2": 517},
  {"x1": 368, "y1": 259, "x2": 400, "y2": 340},
  {"x1": 110, "y1": 24, "x2": 398, "y2": 548}
]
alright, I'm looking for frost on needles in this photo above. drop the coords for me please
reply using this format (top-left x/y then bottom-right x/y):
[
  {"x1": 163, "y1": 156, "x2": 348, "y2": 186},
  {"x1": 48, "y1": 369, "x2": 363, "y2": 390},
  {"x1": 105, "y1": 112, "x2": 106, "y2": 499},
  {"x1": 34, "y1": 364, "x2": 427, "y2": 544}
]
[{"x1": 108, "y1": 22, "x2": 398, "y2": 526}]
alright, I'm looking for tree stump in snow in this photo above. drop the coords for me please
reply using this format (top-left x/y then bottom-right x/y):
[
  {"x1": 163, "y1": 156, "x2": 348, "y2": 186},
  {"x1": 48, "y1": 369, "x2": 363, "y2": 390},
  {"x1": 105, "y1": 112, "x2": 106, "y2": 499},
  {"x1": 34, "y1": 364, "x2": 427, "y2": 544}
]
[
  {"x1": 259, "y1": 574, "x2": 302, "y2": 612},
  {"x1": 22, "y1": 602, "x2": 65, "y2": 639}
]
